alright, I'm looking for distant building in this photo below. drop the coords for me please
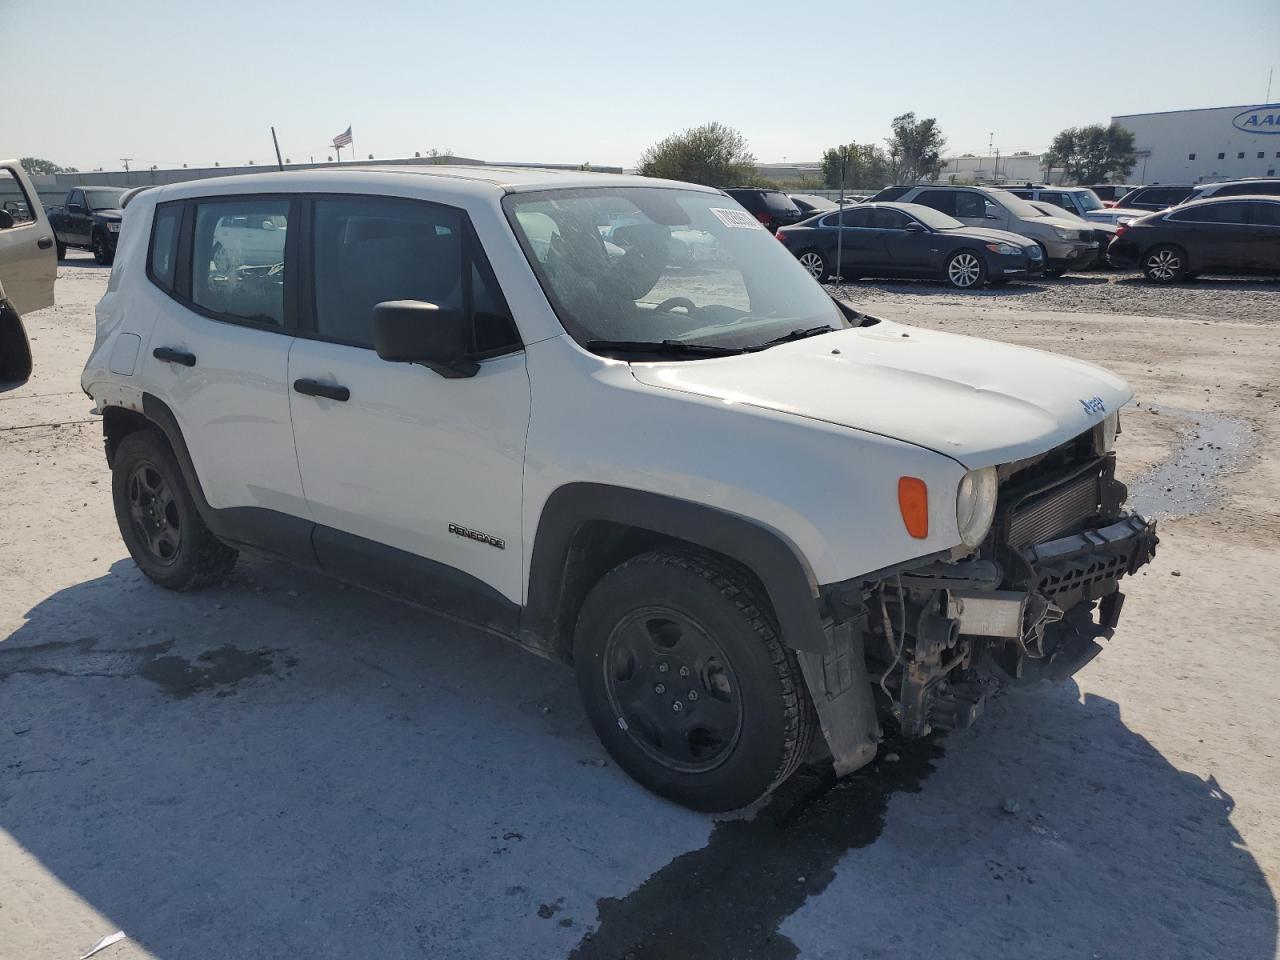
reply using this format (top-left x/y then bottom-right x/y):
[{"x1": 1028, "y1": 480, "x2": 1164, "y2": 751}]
[
  {"x1": 938, "y1": 153, "x2": 1046, "y2": 185},
  {"x1": 1112, "y1": 103, "x2": 1280, "y2": 184}
]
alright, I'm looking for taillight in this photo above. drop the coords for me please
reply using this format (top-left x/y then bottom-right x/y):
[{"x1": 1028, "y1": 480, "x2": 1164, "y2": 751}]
[
  {"x1": 776, "y1": 229, "x2": 790, "y2": 243},
  {"x1": 1115, "y1": 223, "x2": 1128, "y2": 238},
  {"x1": 755, "y1": 212, "x2": 772, "y2": 227}
]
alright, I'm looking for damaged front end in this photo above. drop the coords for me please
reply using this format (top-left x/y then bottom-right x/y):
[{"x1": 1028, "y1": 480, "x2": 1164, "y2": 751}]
[{"x1": 815, "y1": 430, "x2": 1158, "y2": 768}]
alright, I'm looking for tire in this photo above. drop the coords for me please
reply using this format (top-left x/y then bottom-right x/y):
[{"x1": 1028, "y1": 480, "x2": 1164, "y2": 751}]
[
  {"x1": 91, "y1": 231, "x2": 114, "y2": 266},
  {"x1": 56, "y1": 240, "x2": 67, "y2": 261},
  {"x1": 111, "y1": 430, "x2": 238, "y2": 590},
  {"x1": 212, "y1": 242, "x2": 231, "y2": 276},
  {"x1": 1143, "y1": 245, "x2": 1186, "y2": 283},
  {"x1": 0, "y1": 298, "x2": 33, "y2": 383},
  {"x1": 573, "y1": 548, "x2": 815, "y2": 812},
  {"x1": 944, "y1": 249, "x2": 986, "y2": 289},
  {"x1": 797, "y1": 249, "x2": 830, "y2": 282}
]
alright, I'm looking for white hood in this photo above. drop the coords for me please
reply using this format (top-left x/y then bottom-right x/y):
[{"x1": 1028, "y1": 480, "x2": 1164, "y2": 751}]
[{"x1": 627, "y1": 320, "x2": 1132, "y2": 469}]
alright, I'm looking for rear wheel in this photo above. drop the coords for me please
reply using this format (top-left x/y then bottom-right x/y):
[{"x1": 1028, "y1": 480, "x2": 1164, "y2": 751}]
[
  {"x1": 111, "y1": 430, "x2": 238, "y2": 590},
  {"x1": 574, "y1": 549, "x2": 815, "y2": 812},
  {"x1": 945, "y1": 249, "x2": 986, "y2": 289},
  {"x1": 1143, "y1": 245, "x2": 1186, "y2": 283},
  {"x1": 797, "y1": 249, "x2": 830, "y2": 282}
]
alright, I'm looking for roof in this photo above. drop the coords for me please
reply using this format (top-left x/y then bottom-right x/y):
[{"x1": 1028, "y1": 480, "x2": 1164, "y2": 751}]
[{"x1": 147, "y1": 164, "x2": 719, "y2": 201}]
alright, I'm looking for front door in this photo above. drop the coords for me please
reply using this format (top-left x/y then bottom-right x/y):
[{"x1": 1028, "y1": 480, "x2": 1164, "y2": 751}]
[
  {"x1": 287, "y1": 194, "x2": 530, "y2": 625},
  {"x1": 0, "y1": 164, "x2": 56, "y2": 314},
  {"x1": 874, "y1": 208, "x2": 934, "y2": 274}
]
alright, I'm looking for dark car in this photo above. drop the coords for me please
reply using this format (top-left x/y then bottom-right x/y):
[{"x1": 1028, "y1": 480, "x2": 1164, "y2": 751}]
[
  {"x1": 776, "y1": 201, "x2": 1043, "y2": 289},
  {"x1": 1112, "y1": 184, "x2": 1195, "y2": 213},
  {"x1": 722, "y1": 188, "x2": 805, "y2": 232},
  {"x1": 787, "y1": 193, "x2": 839, "y2": 218},
  {"x1": 1106, "y1": 195, "x2": 1280, "y2": 282},
  {"x1": 46, "y1": 186, "x2": 128, "y2": 264}
]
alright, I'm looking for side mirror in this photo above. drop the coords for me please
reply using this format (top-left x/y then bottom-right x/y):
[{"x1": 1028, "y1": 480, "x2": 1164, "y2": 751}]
[
  {"x1": 373, "y1": 300, "x2": 477, "y2": 379},
  {"x1": 904, "y1": 221, "x2": 925, "y2": 234},
  {"x1": 67, "y1": 203, "x2": 85, "y2": 215},
  {"x1": 985, "y1": 213, "x2": 1000, "y2": 220},
  {"x1": 0, "y1": 210, "x2": 13, "y2": 230}
]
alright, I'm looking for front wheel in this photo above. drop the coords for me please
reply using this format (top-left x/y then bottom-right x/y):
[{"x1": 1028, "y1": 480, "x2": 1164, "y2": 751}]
[
  {"x1": 945, "y1": 249, "x2": 986, "y2": 289},
  {"x1": 1143, "y1": 245, "x2": 1186, "y2": 283},
  {"x1": 91, "y1": 232, "x2": 114, "y2": 266},
  {"x1": 797, "y1": 249, "x2": 830, "y2": 282},
  {"x1": 574, "y1": 549, "x2": 815, "y2": 812}
]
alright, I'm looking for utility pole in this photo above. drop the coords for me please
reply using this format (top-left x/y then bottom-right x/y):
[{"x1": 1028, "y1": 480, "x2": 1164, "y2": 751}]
[{"x1": 120, "y1": 158, "x2": 132, "y2": 173}]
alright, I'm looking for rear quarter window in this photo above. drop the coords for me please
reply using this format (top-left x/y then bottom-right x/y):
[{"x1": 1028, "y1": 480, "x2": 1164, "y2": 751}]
[{"x1": 147, "y1": 202, "x2": 184, "y2": 291}]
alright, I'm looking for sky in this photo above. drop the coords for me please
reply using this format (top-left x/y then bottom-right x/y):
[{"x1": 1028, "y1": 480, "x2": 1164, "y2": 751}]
[{"x1": 4, "y1": 0, "x2": 1278, "y2": 173}]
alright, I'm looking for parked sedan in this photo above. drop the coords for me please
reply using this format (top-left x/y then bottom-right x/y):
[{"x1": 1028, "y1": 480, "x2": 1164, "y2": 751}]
[
  {"x1": 776, "y1": 202, "x2": 1043, "y2": 289},
  {"x1": 1107, "y1": 195, "x2": 1280, "y2": 282},
  {"x1": 788, "y1": 193, "x2": 839, "y2": 218}
]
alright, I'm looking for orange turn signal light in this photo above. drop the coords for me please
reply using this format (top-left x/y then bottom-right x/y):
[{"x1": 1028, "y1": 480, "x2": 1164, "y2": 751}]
[{"x1": 898, "y1": 477, "x2": 929, "y2": 539}]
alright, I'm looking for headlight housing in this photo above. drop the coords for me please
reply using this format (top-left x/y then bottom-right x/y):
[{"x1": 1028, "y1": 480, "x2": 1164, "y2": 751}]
[
  {"x1": 1096, "y1": 411, "x2": 1120, "y2": 454},
  {"x1": 1052, "y1": 226, "x2": 1070, "y2": 240},
  {"x1": 985, "y1": 242, "x2": 1020, "y2": 256},
  {"x1": 956, "y1": 467, "x2": 998, "y2": 549},
  {"x1": 107, "y1": 222, "x2": 121, "y2": 232}
]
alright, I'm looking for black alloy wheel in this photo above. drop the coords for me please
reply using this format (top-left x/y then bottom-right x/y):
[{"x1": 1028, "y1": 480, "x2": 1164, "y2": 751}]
[{"x1": 125, "y1": 459, "x2": 183, "y2": 565}]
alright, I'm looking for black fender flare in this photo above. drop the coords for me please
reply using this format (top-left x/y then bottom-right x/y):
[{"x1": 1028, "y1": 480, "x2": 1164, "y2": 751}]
[{"x1": 522, "y1": 483, "x2": 828, "y2": 654}]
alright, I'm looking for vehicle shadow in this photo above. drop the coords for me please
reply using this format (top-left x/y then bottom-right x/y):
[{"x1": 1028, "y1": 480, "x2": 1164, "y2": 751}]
[
  {"x1": 1113, "y1": 275, "x2": 1280, "y2": 292},
  {"x1": 1, "y1": 558, "x2": 1274, "y2": 960},
  {"x1": 56, "y1": 259, "x2": 110, "y2": 271}
]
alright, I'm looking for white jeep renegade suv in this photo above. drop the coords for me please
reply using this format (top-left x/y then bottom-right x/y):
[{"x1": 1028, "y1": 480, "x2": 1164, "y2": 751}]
[{"x1": 82, "y1": 166, "x2": 1158, "y2": 811}]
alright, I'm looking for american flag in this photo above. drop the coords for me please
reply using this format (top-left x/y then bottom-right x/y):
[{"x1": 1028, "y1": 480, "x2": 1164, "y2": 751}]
[{"x1": 332, "y1": 126, "x2": 353, "y2": 148}]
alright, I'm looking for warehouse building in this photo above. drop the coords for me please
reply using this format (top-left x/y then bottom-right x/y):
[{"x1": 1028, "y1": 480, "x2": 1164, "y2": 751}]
[{"x1": 1112, "y1": 102, "x2": 1280, "y2": 184}]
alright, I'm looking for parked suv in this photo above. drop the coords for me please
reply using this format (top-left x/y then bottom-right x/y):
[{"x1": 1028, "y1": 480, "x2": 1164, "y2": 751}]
[
  {"x1": 1113, "y1": 185, "x2": 1195, "y2": 212},
  {"x1": 996, "y1": 184, "x2": 1110, "y2": 222},
  {"x1": 721, "y1": 187, "x2": 805, "y2": 232},
  {"x1": 868, "y1": 184, "x2": 1097, "y2": 275},
  {"x1": 83, "y1": 167, "x2": 1158, "y2": 812},
  {"x1": 0, "y1": 159, "x2": 56, "y2": 381}
]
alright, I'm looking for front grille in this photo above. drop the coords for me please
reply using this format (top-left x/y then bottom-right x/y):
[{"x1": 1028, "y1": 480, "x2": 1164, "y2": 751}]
[{"x1": 1007, "y1": 471, "x2": 1101, "y2": 548}]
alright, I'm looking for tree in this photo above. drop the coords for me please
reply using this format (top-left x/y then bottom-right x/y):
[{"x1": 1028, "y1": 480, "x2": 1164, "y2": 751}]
[
  {"x1": 885, "y1": 113, "x2": 946, "y2": 183},
  {"x1": 20, "y1": 157, "x2": 78, "y2": 175},
  {"x1": 820, "y1": 142, "x2": 891, "y2": 191},
  {"x1": 1045, "y1": 124, "x2": 1136, "y2": 184},
  {"x1": 636, "y1": 122, "x2": 756, "y2": 187}
]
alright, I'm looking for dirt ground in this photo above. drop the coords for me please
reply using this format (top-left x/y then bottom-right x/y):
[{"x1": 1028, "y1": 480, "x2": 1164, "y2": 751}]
[{"x1": 2, "y1": 255, "x2": 1278, "y2": 960}]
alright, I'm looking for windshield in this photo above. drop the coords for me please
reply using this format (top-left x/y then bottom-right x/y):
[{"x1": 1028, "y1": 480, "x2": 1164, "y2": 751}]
[
  {"x1": 1074, "y1": 190, "x2": 1104, "y2": 212},
  {"x1": 903, "y1": 204, "x2": 964, "y2": 230},
  {"x1": 85, "y1": 189, "x2": 126, "y2": 211},
  {"x1": 987, "y1": 189, "x2": 1043, "y2": 219},
  {"x1": 504, "y1": 187, "x2": 847, "y2": 354}
]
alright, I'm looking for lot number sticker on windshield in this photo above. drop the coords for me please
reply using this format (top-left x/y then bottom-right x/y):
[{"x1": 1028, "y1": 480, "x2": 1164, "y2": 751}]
[{"x1": 710, "y1": 207, "x2": 765, "y2": 230}]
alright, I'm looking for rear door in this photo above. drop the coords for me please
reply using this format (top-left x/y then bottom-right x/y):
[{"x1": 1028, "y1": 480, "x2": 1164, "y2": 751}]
[
  {"x1": 0, "y1": 163, "x2": 56, "y2": 315},
  {"x1": 828, "y1": 207, "x2": 891, "y2": 272},
  {"x1": 286, "y1": 193, "x2": 530, "y2": 621},
  {"x1": 65, "y1": 189, "x2": 92, "y2": 244},
  {"x1": 146, "y1": 195, "x2": 310, "y2": 526}
]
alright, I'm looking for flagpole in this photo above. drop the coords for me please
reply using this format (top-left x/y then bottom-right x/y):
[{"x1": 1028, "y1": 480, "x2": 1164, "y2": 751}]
[{"x1": 350, "y1": 127, "x2": 356, "y2": 162}]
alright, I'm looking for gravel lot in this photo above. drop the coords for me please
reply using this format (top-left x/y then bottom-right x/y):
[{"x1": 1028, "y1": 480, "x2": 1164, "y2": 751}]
[{"x1": 2, "y1": 255, "x2": 1278, "y2": 960}]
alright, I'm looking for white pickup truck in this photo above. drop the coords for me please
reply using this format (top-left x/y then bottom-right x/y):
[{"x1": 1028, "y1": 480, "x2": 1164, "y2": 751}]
[
  {"x1": 81, "y1": 167, "x2": 1159, "y2": 811},
  {"x1": 0, "y1": 160, "x2": 56, "y2": 382}
]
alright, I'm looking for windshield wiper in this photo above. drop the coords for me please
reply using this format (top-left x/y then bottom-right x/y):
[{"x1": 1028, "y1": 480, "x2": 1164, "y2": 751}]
[
  {"x1": 585, "y1": 339, "x2": 746, "y2": 358},
  {"x1": 752, "y1": 325, "x2": 835, "y2": 350}
]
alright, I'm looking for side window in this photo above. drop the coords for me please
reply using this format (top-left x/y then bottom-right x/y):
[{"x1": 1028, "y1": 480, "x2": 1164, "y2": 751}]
[
  {"x1": 312, "y1": 196, "x2": 517, "y2": 355},
  {"x1": 69, "y1": 189, "x2": 86, "y2": 210},
  {"x1": 190, "y1": 199, "x2": 290, "y2": 326},
  {"x1": 912, "y1": 191, "x2": 956, "y2": 216},
  {"x1": 1042, "y1": 193, "x2": 1069, "y2": 209},
  {"x1": 0, "y1": 167, "x2": 36, "y2": 224},
  {"x1": 836, "y1": 207, "x2": 874, "y2": 227},
  {"x1": 870, "y1": 208, "x2": 911, "y2": 230},
  {"x1": 148, "y1": 202, "x2": 183, "y2": 291},
  {"x1": 954, "y1": 193, "x2": 988, "y2": 218},
  {"x1": 1250, "y1": 202, "x2": 1280, "y2": 226},
  {"x1": 1204, "y1": 202, "x2": 1249, "y2": 224}
]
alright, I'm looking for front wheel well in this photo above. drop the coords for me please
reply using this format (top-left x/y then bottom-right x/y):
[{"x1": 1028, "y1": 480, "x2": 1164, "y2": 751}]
[{"x1": 546, "y1": 521, "x2": 773, "y2": 663}]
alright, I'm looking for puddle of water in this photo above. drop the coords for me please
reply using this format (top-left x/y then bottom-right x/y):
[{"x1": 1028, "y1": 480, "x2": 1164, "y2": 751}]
[
  {"x1": 140, "y1": 645, "x2": 274, "y2": 698},
  {"x1": 1127, "y1": 407, "x2": 1253, "y2": 519},
  {"x1": 570, "y1": 737, "x2": 944, "y2": 960}
]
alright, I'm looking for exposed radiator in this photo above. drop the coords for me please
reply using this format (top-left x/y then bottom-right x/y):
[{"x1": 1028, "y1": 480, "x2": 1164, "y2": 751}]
[{"x1": 1006, "y1": 471, "x2": 1102, "y2": 549}]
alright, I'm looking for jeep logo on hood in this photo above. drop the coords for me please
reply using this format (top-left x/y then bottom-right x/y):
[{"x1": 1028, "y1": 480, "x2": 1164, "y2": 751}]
[{"x1": 1232, "y1": 105, "x2": 1280, "y2": 135}]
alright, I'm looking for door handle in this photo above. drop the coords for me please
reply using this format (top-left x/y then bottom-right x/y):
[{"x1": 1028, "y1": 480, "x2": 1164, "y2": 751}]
[
  {"x1": 37, "y1": 236, "x2": 53, "y2": 249},
  {"x1": 153, "y1": 347, "x2": 197, "y2": 367},
  {"x1": 293, "y1": 378, "x2": 350, "y2": 402}
]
